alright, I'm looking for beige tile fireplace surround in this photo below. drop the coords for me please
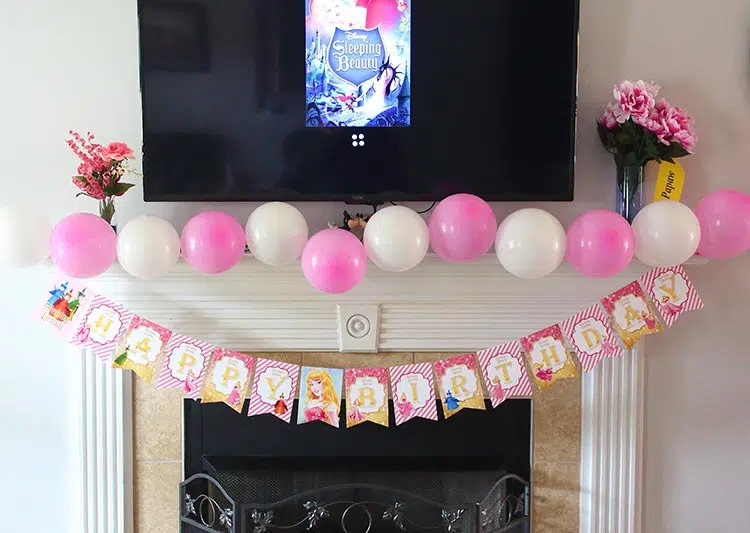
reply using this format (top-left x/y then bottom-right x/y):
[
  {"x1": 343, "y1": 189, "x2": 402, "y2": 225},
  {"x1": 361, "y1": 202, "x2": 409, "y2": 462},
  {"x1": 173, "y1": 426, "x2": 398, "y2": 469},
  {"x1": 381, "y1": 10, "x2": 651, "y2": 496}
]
[{"x1": 83, "y1": 255, "x2": 651, "y2": 533}]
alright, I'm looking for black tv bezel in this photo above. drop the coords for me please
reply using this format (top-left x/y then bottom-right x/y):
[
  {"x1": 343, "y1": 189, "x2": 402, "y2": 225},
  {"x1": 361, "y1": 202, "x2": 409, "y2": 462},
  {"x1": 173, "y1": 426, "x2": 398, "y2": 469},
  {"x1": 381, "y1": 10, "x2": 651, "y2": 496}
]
[{"x1": 137, "y1": 0, "x2": 580, "y2": 204}]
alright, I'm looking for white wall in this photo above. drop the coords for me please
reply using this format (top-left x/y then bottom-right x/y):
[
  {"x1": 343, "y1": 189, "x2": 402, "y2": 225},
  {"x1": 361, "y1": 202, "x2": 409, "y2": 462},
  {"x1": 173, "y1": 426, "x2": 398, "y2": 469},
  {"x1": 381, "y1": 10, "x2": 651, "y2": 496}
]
[{"x1": 1, "y1": 0, "x2": 749, "y2": 532}]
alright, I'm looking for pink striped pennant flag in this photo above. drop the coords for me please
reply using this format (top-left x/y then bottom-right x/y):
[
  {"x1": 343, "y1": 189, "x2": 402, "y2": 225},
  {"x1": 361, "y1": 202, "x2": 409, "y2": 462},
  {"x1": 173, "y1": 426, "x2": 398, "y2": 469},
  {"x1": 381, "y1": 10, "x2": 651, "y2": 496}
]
[
  {"x1": 71, "y1": 293, "x2": 133, "y2": 362},
  {"x1": 156, "y1": 334, "x2": 214, "y2": 399},
  {"x1": 246, "y1": 358, "x2": 300, "y2": 423},
  {"x1": 561, "y1": 304, "x2": 623, "y2": 372},
  {"x1": 389, "y1": 363, "x2": 438, "y2": 425},
  {"x1": 476, "y1": 341, "x2": 531, "y2": 400},
  {"x1": 640, "y1": 266, "x2": 703, "y2": 328}
]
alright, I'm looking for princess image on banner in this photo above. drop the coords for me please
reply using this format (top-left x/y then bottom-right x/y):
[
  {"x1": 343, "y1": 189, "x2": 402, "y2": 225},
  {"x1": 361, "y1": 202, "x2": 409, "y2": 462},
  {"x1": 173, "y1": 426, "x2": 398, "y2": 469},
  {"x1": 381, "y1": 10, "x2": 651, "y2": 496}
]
[
  {"x1": 659, "y1": 296, "x2": 683, "y2": 319},
  {"x1": 489, "y1": 376, "x2": 506, "y2": 406},
  {"x1": 246, "y1": 358, "x2": 300, "y2": 423},
  {"x1": 601, "y1": 281, "x2": 663, "y2": 348},
  {"x1": 344, "y1": 368, "x2": 389, "y2": 428},
  {"x1": 520, "y1": 325, "x2": 578, "y2": 392},
  {"x1": 37, "y1": 277, "x2": 89, "y2": 339},
  {"x1": 274, "y1": 394, "x2": 290, "y2": 416},
  {"x1": 305, "y1": 0, "x2": 411, "y2": 127},
  {"x1": 433, "y1": 354, "x2": 486, "y2": 419},
  {"x1": 184, "y1": 369, "x2": 198, "y2": 395},
  {"x1": 112, "y1": 316, "x2": 172, "y2": 383},
  {"x1": 297, "y1": 367, "x2": 343, "y2": 427},
  {"x1": 201, "y1": 349, "x2": 256, "y2": 413},
  {"x1": 395, "y1": 393, "x2": 413, "y2": 419}
]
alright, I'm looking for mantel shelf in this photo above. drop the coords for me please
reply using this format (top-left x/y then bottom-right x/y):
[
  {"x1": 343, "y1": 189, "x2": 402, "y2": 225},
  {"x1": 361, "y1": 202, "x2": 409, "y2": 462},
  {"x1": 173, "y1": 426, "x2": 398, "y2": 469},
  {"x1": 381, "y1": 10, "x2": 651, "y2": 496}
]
[{"x1": 85, "y1": 252, "x2": 707, "y2": 283}]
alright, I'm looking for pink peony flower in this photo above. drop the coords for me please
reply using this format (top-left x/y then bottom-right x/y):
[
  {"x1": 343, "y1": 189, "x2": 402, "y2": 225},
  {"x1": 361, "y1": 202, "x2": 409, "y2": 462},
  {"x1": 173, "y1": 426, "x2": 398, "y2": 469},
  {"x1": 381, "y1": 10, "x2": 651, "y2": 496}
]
[
  {"x1": 633, "y1": 99, "x2": 666, "y2": 134},
  {"x1": 612, "y1": 80, "x2": 660, "y2": 123},
  {"x1": 598, "y1": 102, "x2": 619, "y2": 129},
  {"x1": 640, "y1": 99, "x2": 697, "y2": 152},
  {"x1": 661, "y1": 103, "x2": 697, "y2": 152},
  {"x1": 99, "y1": 142, "x2": 134, "y2": 162}
]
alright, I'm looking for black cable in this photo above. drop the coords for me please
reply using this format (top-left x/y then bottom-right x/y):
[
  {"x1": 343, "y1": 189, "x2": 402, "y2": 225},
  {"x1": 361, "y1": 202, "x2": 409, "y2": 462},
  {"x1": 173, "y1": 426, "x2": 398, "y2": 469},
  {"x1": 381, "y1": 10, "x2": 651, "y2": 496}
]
[{"x1": 389, "y1": 201, "x2": 437, "y2": 214}]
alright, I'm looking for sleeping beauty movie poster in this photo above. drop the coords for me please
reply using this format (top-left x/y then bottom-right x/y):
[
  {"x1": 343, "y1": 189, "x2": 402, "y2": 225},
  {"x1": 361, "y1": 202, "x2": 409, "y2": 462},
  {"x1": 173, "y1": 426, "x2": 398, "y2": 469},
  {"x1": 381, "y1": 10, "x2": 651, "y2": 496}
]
[{"x1": 305, "y1": 0, "x2": 411, "y2": 127}]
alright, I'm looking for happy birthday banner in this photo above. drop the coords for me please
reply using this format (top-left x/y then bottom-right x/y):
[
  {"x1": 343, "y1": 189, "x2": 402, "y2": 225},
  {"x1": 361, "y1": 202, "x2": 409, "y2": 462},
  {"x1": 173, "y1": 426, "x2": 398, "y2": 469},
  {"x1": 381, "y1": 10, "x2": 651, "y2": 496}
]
[{"x1": 36, "y1": 267, "x2": 702, "y2": 428}]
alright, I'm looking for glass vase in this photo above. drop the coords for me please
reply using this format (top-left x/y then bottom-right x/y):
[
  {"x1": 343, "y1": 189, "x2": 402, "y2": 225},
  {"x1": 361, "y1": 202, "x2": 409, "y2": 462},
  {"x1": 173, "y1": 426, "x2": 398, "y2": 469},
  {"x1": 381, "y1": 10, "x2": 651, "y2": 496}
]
[
  {"x1": 99, "y1": 198, "x2": 117, "y2": 233},
  {"x1": 615, "y1": 164, "x2": 645, "y2": 224}
]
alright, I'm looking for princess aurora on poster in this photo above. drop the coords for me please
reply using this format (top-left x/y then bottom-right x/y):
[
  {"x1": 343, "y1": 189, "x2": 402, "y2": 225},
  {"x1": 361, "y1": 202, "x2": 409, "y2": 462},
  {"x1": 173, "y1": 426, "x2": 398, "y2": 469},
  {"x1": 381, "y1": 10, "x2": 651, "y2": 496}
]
[{"x1": 300, "y1": 369, "x2": 341, "y2": 426}]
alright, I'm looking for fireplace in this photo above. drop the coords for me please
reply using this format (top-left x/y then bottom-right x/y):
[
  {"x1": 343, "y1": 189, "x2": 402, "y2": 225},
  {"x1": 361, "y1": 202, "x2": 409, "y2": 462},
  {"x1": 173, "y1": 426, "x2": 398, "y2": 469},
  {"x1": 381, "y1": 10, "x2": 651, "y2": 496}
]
[
  {"x1": 181, "y1": 398, "x2": 532, "y2": 532},
  {"x1": 81, "y1": 254, "x2": 659, "y2": 533}
]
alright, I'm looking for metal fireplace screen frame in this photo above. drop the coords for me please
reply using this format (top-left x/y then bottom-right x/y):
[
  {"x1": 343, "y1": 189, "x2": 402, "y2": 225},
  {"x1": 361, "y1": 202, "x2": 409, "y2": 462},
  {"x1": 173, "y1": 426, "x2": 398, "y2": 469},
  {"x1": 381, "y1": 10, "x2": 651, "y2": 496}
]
[{"x1": 180, "y1": 473, "x2": 529, "y2": 533}]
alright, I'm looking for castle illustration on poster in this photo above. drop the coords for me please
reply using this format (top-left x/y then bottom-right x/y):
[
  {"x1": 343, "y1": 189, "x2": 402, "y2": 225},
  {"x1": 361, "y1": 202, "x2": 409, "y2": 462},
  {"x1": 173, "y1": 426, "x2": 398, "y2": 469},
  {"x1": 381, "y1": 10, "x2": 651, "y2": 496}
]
[{"x1": 305, "y1": 0, "x2": 411, "y2": 127}]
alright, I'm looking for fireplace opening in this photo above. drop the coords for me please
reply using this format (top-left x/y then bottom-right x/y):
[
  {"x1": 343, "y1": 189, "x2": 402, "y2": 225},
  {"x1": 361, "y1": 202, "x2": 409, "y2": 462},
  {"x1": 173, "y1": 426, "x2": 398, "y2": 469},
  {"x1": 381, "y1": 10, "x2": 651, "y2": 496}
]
[{"x1": 181, "y1": 399, "x2": 531, "y2": 533}]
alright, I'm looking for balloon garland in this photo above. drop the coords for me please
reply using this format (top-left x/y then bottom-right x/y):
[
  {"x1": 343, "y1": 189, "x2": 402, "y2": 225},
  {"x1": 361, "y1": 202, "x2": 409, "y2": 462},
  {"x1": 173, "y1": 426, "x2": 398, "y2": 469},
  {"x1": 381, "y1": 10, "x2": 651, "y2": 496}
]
[{"x1": 1, "y1": 190, "x2": 748, "y2": 294}]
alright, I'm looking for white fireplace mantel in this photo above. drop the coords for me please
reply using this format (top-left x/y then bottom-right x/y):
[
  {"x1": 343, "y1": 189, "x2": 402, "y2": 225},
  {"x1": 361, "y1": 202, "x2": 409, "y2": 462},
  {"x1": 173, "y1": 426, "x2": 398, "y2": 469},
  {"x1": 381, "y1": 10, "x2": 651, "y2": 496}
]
[{"x1": 77, "y1": 254, "x2": 702, "y2": 533}]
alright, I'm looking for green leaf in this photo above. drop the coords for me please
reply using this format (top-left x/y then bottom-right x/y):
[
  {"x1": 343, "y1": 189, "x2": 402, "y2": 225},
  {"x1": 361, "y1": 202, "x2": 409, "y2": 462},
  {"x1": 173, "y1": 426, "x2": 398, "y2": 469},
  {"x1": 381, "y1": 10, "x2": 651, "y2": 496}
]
[
  {"x1": 99, "y1": 201, "x2": 115, "y2": 224},
  {"x1": 644, "y1": 134, "x2": 662, "y2": 162},
  {"x1": 103, "y1": 182, "x2": 136, "y2": 197},
  {"x1": 668, "y1": 142, "x2": 690, "y2": 159},
  {"x1": 621, "y1": 152, "x2": 641, "y2": 167},
  {"x1": 597, "y1": 122, "x2": 611, "y2": 148}
]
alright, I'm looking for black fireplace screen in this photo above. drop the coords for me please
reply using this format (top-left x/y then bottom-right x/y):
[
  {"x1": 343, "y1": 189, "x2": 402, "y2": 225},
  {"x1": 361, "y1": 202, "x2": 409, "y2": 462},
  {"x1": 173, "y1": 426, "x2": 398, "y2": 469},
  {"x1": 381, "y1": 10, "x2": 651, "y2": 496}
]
[
  {"x1": 180, "y1": 473, "x2": 529, "y2": 533},
  {"x1": 181, "y1": 399, "x2": 531, "y2": 533}
]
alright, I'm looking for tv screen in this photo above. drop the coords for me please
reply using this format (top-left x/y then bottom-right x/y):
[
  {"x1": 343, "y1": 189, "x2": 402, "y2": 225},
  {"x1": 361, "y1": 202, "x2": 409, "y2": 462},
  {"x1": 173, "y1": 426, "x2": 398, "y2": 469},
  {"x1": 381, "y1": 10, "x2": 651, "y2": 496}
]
[{"x1": 138, "y1": 0, "x2": 579, "y2": 202}]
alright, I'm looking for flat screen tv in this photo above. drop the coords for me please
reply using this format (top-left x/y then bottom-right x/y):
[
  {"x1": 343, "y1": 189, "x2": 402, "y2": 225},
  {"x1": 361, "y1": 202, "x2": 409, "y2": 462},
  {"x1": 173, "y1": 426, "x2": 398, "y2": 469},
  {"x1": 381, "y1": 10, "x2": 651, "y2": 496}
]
[{"x1": 138, "y1": 0, "x2": 579, "y2": 203}]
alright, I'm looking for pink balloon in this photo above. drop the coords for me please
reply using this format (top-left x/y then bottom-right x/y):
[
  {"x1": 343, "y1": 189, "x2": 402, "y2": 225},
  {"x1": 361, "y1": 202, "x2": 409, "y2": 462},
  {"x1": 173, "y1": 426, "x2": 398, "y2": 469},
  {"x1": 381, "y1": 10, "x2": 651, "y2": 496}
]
[
  {"x1": 50, "y1": 213, "x2": 117, "y2": 278},
  {"x1": 428, "y1": 193, "x2": 497, "y2": 262},
  {"x1": 301, "y1": 228, "x2": 366, "y2": 294},
  {"x1": 181, "y1": 211, "x2": 246, "y2": 274},
  {"x1": 695, "y1": 189, "x2": 750, "y2": 259},
  {"x1": 566, "y1": 209, "x2": 634, "y2": 278}
]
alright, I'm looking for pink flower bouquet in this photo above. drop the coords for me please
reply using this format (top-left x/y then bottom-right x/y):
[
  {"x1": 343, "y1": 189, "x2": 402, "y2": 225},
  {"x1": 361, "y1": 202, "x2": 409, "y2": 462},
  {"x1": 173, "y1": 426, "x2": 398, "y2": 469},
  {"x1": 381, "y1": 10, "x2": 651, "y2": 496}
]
[
  {"x1": 67, "y1": 131, "x2": 137, "y2": 224},
  {"x1": 597, "y1": 81, "x2": 696, "y2": 221},
  {"x1": 597, "y1": 80, "x2": 697, "y2": 167}
]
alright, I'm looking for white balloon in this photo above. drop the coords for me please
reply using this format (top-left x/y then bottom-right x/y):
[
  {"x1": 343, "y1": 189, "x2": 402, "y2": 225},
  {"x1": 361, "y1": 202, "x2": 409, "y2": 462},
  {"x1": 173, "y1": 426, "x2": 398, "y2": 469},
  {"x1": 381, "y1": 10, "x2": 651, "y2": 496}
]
[
  {"x1": 495, "y1": 208, "x2": 566, "y2": 279},
  {"x1": 364, "y1": 205, "x2": 429, "y2": 272},
  {"x1": 117, "y1": 215, "x2": 180, "y2": 279},
  {"x1": 632, "y1": 200, "x2": 700, "y2": 267},
  {"x1": 0, "y1": 205, "x2": 51, "y2": 267},
  {"x1": 246, "y1": 202, "x2": 309, "y2": 266}
]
